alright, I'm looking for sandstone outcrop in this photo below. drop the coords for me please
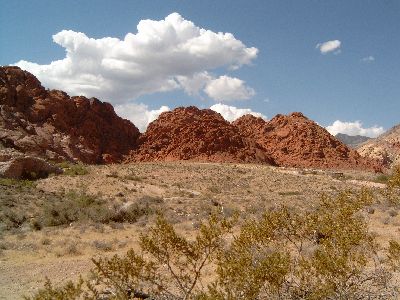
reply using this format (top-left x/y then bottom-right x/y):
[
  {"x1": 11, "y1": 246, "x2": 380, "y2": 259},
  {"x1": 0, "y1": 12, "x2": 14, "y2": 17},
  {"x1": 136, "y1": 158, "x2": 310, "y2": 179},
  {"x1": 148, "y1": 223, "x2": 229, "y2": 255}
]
[
  {"x1": 233, "y1": 113, "x2": 382, "y2": 171},
  {"x1": 0, "y1": 148, "x2": 62, "y2": 179},
  {"x1": 357, "y1": 124, "x2": 400, "y2": 168},
  {"x1": 126, "y1": 106, "x2": 274, "y2": 164},
  {"x1": 0, "y1": 66, "x2": 140, "y2": 163}
]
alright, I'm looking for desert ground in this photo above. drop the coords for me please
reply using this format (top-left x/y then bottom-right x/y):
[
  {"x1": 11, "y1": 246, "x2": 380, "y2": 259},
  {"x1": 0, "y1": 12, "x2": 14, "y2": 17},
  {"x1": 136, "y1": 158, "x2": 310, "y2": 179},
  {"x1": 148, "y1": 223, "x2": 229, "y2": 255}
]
[{"x1": 0, "y1": 162, "x2": 399, "y2": 299}]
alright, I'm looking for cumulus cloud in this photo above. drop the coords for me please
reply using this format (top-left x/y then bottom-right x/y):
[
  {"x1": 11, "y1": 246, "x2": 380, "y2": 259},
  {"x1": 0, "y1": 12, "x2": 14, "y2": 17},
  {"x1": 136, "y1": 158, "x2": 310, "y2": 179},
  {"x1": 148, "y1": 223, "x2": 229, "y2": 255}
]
[
  {"x1": 316, "y1": 40, "x2": 341, "y2": 54},
  {"x1": 115, "y1": 103, "x2": 170, "y2": 132},
  {"x1": 210, "y1": 103, "x2": 266, "y2": 122},
  {"x1": 326, "y1": 120, "x2": 384, "y2": 138},
  {"x1": 361, "y1": 56, "x2": 375, "y2": 63},
  {"x1": 204, "y1": 76, "x2": 255, "y2": 102},
  {"x1": 176, "y1": 71, "x2": 213, "y2": 97},
  {"x1": 15, "y1": 13, "x2": 258, "y2": 104}
]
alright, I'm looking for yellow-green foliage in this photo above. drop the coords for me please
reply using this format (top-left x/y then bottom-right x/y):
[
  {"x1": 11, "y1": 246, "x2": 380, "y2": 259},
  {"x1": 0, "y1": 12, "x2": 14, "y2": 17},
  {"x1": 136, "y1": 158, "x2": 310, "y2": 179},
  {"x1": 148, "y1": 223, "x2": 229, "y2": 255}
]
[
  {"x1": 58, "y1": 162, "x2": 89, "y2": 176},
  {"x1": 382, "y1": 165, "x2": 400, "y2": 206},
  {"x1": 388, "y1": 240, "x2": 400, "y2": 271},
  {"x1": 23, "y1": 278, "x2": 85, "y2": 300},
  {"x1": 0, "y1": 177, "x2": 36, "y2": 188},
  {"x1": 203, "y1": 190, "x2": 379, "y2": 300},
  {"x1": 26, "y1": 190, "x2": 400, "y2": 300},
  {"x1": 388, "y1": 165, "x2": 400, "y2": 189}
]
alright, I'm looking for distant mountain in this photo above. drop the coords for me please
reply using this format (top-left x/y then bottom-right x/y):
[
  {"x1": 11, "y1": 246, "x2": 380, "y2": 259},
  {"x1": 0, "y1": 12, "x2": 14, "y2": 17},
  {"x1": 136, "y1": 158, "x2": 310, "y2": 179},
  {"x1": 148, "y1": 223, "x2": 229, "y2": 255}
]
[
  {"x1": 335, "y1": 133, "x2": 371, "y2": 149},
  {"x1": 357, "y1": 125, "x2": 400, "y2": 168}
]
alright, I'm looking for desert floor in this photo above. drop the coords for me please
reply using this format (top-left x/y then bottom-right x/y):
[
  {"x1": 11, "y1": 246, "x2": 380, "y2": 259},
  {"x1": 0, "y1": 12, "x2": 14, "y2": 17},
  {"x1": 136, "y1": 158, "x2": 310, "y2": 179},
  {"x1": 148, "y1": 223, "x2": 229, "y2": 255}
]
[{"x1": 0, "y1": 162, "x2": 399, "y2": 299}]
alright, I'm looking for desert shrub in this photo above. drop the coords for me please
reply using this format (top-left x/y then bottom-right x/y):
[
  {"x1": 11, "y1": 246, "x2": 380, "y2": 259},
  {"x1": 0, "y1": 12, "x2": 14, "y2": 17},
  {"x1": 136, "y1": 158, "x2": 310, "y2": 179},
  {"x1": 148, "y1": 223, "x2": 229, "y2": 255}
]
[
  {"x1": 92, "y1": 240, "x2": 113, "y2": 252},
  {"x1": 37, "y1": 192, "x2": 160, "y2": 228},
  {"x1": 0, "y1": 178, "x2": 36, "y2": 188},
  {"x1": 26, "y1": 190, "x2": 400, "y2": 299},
  {"x1": 375, "y1": 174, "x2": 390, "y2": 184},
  {"x1": 23, "y1": 278, "x2": 85, "y2": 300},
  {"x1": 39, "y1": 192, "x2": 111, "y2": 227},
  {"x1": 1, "y1": 208, "x2": 27, "y2": 229},
  {"x1": 109, "y1": 196, "x2": 163, "y2": 223},
  {"x1": 109, "y1": 203, "x2": 151, "y2": 223},
  {"x1": 381, "y1": 165, "x2": 400, "y2": 206},
  {"x1": 388, "y1": 240, "x2": 400, "y2": 271},
  {"x1": 58, "y1": 162, "x2": 89, "y2": 176},
  {"x1": 388, "y1": 165, "x2": 400, "y2": 188},
  {"x1": 202, "y1": 190, "x2": 387, "y2": 300}
]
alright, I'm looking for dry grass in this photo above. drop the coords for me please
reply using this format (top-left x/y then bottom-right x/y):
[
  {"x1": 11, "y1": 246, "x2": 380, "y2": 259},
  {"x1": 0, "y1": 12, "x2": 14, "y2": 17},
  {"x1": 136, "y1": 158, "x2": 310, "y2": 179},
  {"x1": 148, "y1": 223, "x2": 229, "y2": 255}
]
[{"x1": 0, "y1": 162, "x2": 399, "y2": 299}]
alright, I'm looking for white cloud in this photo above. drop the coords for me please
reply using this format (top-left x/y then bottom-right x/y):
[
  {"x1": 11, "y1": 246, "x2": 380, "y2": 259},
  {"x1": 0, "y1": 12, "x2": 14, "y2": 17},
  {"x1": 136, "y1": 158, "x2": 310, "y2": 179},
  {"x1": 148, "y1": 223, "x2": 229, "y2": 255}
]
[
  {"x1": 204, "y1": 76, "x2": 255, "y2": 102},
  {"x1": 361, "y1": 56, "x2": 375, "y2": 63},
  {"x1": 210, "y1": 103, "x2": 266, "y2": 122},
  {"x1": 316, "y1": 40, "x2": 341, "y2": 54},
  {"x1": 15, "y1": 13, "x2": 257, "y2": 104},
  {"x1": 176, "y1": 71, "x2": 213, "y2": 97},
  {"x1": 326, "y1": 120, "x2": 384, "y2": 138},
  {"x1": 115, "y1": 103, "x2": 170, "y2": 132}
]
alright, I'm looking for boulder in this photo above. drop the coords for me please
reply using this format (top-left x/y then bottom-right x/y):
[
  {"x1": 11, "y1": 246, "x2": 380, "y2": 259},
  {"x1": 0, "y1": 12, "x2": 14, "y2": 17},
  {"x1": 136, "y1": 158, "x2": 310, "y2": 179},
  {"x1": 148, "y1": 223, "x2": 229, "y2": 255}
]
[{"x1": 0, "y1": 149, "x2": 62, "y2": 179}]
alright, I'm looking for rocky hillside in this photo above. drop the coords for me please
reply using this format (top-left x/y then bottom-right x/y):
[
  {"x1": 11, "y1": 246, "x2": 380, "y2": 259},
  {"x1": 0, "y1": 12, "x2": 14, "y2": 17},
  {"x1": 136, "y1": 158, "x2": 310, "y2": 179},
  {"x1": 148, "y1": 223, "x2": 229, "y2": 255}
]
[
  {"x1": 0, "y1": 66, "x2": 384, "y2": 171},
  {"x1": 357, "y1": 124, "x2": 400, "y2": 168},
  {"x1": 0, "y1": 66, "x2": 140, "y2": 164},
  {"x1": 335, "y1": 133, "x2": 371, "y2": 149},
  {"x1": 126, "y1": 106, "x2": 274, "y2": 164},
  {"x1": 233, "y1": 113, "x2": 382, "y2": 171}
]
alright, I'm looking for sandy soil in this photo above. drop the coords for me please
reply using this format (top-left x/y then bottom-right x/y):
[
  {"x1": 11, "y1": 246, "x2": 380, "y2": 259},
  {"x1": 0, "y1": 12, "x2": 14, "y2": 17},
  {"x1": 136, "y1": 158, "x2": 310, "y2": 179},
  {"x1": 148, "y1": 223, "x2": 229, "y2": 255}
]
[{"x1": 0, "y1": 162, "x2": 399, "y2": 299}]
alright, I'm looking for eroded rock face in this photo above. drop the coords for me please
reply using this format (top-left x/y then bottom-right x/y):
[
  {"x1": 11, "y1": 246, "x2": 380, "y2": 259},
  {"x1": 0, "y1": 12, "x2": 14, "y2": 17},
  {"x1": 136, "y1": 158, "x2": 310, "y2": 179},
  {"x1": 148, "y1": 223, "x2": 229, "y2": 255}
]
[
  {"x1": 126, "y1": 106, "x2": 274, "y2": 164},
  {"x1": 0, "y1": 149, "x2": 62, "y2": 179},
  {"x1": 0, "y1": 66, "x2": 140, "y2": 164},
  {"x1": 233, "y1": 113, "x2": 382, "y2": 171},
  {"x1": 357, "y1": 124, "x2": 400, "y2": 168}
]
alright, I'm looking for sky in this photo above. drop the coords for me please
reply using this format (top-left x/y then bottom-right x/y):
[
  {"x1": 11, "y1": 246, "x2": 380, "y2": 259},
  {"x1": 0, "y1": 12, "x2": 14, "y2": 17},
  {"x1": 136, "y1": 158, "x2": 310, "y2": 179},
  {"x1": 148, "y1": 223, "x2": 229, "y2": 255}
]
[{"x1": 1, "y1": 0, "x2": 399, "y2": 135}]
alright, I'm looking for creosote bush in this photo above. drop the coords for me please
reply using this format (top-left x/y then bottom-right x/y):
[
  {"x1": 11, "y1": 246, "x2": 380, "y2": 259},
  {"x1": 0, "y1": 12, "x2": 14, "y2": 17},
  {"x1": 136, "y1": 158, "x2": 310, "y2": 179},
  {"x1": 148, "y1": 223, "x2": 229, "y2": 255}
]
[{"x1": 26, "y1": 189, "x2": 400, "y2": 300}]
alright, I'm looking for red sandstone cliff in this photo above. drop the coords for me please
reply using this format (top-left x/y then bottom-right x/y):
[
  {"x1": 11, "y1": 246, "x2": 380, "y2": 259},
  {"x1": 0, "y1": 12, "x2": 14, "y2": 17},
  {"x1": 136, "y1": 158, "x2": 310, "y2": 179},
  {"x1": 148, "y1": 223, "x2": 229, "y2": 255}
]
[{"x1": 0, "y1": 66, "x2": 140, "y2": 163}]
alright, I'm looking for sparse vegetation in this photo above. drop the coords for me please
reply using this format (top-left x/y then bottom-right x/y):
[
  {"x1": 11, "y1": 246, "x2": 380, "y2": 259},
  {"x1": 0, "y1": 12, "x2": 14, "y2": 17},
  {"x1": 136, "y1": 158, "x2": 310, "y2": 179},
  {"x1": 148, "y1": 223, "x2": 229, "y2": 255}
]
[
  {"x1": 0, "y1": 185, "x2": 161, "y2": 232},
  {"x1": 381, "y1": 165, "x2": 400, "y2": 207},
  {"x1": 36, "y1": 192, "x2": 160, "y2": 228},
  {"x1": 374, "y1": 174, "x2": 390, "y2": 184},
  {"x1": 0, "y1": 177, "x2": 36, "y2": 188},
  {"x1": 58, "y1": 162, "x2": 89, "y2": 176},
  {"x1": 278, "y1": 190, "x2": 302, "y2": 196},
  {"x1": 2, "y1": 162, "x2": 400, "y2": 299},
  {"x1": 26, "y1": 189, "x2": 400, "y2": 299}
]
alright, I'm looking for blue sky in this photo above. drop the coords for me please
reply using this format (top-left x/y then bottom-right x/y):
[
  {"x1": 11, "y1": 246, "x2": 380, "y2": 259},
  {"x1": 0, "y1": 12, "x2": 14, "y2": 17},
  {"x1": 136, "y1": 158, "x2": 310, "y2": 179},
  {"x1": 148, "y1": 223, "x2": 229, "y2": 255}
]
[{"x1": 1, "y1": 0, "x2": 399, "y2": 134}]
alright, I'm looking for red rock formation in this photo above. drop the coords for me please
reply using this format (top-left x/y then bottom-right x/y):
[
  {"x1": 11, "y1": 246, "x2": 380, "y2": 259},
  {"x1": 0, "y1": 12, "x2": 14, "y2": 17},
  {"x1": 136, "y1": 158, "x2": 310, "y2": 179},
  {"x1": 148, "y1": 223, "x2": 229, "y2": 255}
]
[
  {"x1": 233, "y1": 113, "x2": 382, "y2": 171},
  {"x1": 126, "y1": 106, "x2": 274, "y2": 164},
  {"x1": 0, "y1": 66, "x2": 140, "y2": 164}
]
